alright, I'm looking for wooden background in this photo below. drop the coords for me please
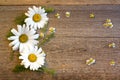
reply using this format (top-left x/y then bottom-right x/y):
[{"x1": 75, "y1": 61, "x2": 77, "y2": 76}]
[{"x1": 0, "y1": 0, "x2": 120, "y2": 80}]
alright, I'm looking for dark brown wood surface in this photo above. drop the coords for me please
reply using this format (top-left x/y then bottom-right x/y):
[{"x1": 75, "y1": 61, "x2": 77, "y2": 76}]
[{"x1": 0, "y1": 5, "x2": 120, "y2": 80}]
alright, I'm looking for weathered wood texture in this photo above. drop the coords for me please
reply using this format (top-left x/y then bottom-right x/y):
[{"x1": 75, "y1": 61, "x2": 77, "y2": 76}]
[
  {"x1": 0, "y1": 5, "x2": 120, "y2": 80},
  {"x1": 0, "y1": 0, "x2": 120, "y2": 5}
]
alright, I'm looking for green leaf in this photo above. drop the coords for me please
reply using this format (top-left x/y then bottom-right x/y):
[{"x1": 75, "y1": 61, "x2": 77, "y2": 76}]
[
  {"x1": 40, "y1": 22, "x2": 49, "y2": 33},
  {"x1": 39, "y1": 33, "x2": 55, "y2": 46},
  {"x1": 42, "y1": 67, "x2": 56, "y2": 75},
  {"x1": 14, "y1": 14, "x2": 27, "y2": 25},
  {"x1": 37, "y1": 66, "x2": 55, "y2": 75},
  {"x1": 6, "y1": 29, "x2": 14, "y2": 38},
  {"x1": 9, "y1": 51, "x2": 15, "y2": 61},
  {"x1": 13, "y1": 65, "x2": 29, "y2": 73},
  {"x1": 13, "y1": 65, "x2": 55, "y2": 75},
  {"x1": 42, "y1": 6, "x2": 55, "y2": 13}
]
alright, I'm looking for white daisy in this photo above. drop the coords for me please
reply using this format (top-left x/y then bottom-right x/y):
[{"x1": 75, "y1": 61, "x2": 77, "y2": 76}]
[
  {"x1": 19, "y1": 46, "x2": 46, "y2": 71},
  {"x1": 8, "y1": 24, "x2": 39, "y2": 52},
  {"x1": 25, "y1": 6, "x2": 49, "y2": 30}
]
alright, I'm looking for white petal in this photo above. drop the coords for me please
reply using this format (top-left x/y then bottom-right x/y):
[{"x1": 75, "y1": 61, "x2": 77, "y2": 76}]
[
  {"x1": 33, "y1": 23, "x2": 37, "y2": 30},
  {"x1": 33, "y1": 6, "x2": 38, "y2": 13},
  {"x1": 34, "y1": 46, "x2": 38, "y2": 52},
  {"x1": 11, "y1": 29, "x2": 20, "y2": 36},
  {"x1": 17, "y1": 25, "x2": 22, "y2": 33},
  {"x1": 25, "y1": 18, "x2": 31, "y2": 23},
  {"x1": 36, "y1": 47, "x2": 42, "y2": 54},
  {"x1": 29, "y1": 34, "x2": 39, "y2": 39},
  {"x1": 25, "y1": 13, "x2": 30, "y2": 16},
  {"x1": 29, "y1": 40, "x2": 39, "y2": 46},
  {"x1": 9, "y1": 39, "x2": 19, "y2": 46},
  {"x1": 29, "y1": 29, "x2": 36, "y2": 35},
  {"x1": 19, "y1": 44, "x2": 24, "y2": 52},
  {"x1": 30, "y1": 64, "x2": 34, "y2": 70},
  {"x1": 24, "y1": 63, "x2": 30, "y2": 68},
  {"x1": 12, "y1": 42, "x2": 20, "y2": 50},
  {"x1": 8, "y1": 36, "x2": 18, "y2": 40},
  {"x1": 28, "y1": 7, "x2": 35, "y2": 14}
]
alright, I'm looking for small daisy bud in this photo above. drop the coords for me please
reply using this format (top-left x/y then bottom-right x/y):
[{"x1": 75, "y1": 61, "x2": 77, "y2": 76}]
[
  {"x1": 65, "y1": 12, "x2": 70, "y2": 17},
  {"x1": 103, "y1": 19, "x2": 113, "y2": 28},
  {"x1": 106, "y1": 19, "x2": 111, "y2": 23},
  {"x1": 40, "y1": 32, "x2": 45, "y2": 38},
  {"x1": 86, "y1": 58, "x2": 96, "y2": 65},
  {"x1": 108, "y1": 42, "x2": 115, "y2": 48},
  {"x1": 55, "y1": 13, "x2": 60, "y2": 19},
  {"x1": 108, "y1": 23, "x2": 113, "y2": 28},
  {"x1": 90, "y1": 13, "x2": 95, "y2": 18},
  {"x1": 49, "y1": 27, "x2": 56, "y2": 33},
  {"x1": 110, "y1": 60, "x2": 115, "y2": 66}
]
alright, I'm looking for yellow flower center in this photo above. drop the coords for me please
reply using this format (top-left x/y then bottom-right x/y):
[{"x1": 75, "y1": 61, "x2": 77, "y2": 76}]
[
  {"x1": 33, "y1": 14, "x2": 41, "y2": 22},
  {"x1": 19, "y1": 34, "x2": 28, "y2": 43},
  {"x1": 28, "y1": 53, "x2": 37, "y2": 62}
]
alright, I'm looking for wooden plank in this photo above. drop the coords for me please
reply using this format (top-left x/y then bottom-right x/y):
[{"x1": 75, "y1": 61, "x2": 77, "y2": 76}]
[
  {"x1": 0, "y1": 0, "x2": 120, "y2": 5},
  {"x1": 0, "y1": 5, "x2": 120, "y2": 80}
]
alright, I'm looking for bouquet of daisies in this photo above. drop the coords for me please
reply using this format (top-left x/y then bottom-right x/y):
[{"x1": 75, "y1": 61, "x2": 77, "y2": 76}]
[{"x1": 7, "y1": 6, "x2": 55, "y2": 72}]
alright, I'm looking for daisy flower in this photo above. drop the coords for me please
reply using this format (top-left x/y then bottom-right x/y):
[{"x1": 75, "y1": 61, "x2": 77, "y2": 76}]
[
  {"x1": 25, "y1": 6, "x2": 49, "y2": 30},
  {"x1": 8, "y1": 24, "x2": 39, "y2": 52},
  {"x1": 19, "y1": 46, "x2": 46, "y2": 71}
]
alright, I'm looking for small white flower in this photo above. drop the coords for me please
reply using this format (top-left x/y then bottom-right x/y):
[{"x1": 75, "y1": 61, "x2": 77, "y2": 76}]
[
  {"x1": 90, "y1": 13, "x2": 95, "y2": 18},
  {"x1": 19, "y1": 46, "x2": 46, "y2": 71},
  {"x1": 55, "y1": 13, "x2": 60, "y2": 19},
  {"x1": 103, "y1": 19, "x2": 113, "y2": 28},
  {"x1": 49, "y1": 27, "x2": 56, "y2": 33},
  {"x1": 110, "y1": 60, "x2": 115, "y2": 66},
  {"x1": 25, "y1": 6, "x2": 49, "y2": 30},
  {"x1": 65, "y1": 12, "x2": 70, "y2": 17},
  {"x1": 8, "y1": 24, "x2": 39, "y2": 52},
  {"x1": 86, "y1": 58, "x2": 95, "y2": 65},
  {"x1": 106, "y1": 19, "x2": 111, "y2": 23},
  {"x1": 108, "y1": 42, "x2": 115, "y2": 48}
]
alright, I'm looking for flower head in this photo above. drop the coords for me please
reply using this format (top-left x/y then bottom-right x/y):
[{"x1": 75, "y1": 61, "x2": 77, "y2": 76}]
[
  {"x1": 86, "y1": 58, "x2": 96, "y2": 65},
  {"x1": 110, "y1": 60, "x2": 115, "y2": 66},
  {"x1": 8, "y1": 24, "x2": 39, "y2": 52},
  {"x1": 25, "y1": 6, "x2": 49, "y2": 30},
  {"x1": 40, "y1": 32, "x2": 45, "y2": 38},
  {"x1": 55, "y1": 13, "x2": 60, "y2": 19},
  {"x1": 108, "y1": 42, "x2": 115, "y2": 48},
  {"x1": 19, "y1": 46, "x2": 46, "y2": 71},
  {"x1": 103, "y1": 19, "x2": 113, "y2": 28},
  {"x1": 90, "y1": 13, "x2": 95, "y2": 18},
  {"x1": 49, "y1": 27, "x2": 56, "y2": 33},
  {"x1": 106, "y1": 19, "x2": 112, "y2": 23},
  {"x1": 65, "y1": 12, "x2": 70, "y2": 17}
]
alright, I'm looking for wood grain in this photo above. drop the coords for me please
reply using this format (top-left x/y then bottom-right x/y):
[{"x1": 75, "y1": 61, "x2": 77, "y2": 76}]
[
  {"x1": 0, "y1": 5, "x2": 120, "y2": 80},
  {"x1": 0, "y1": 0, "x2": 120, "y2": 5}
]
